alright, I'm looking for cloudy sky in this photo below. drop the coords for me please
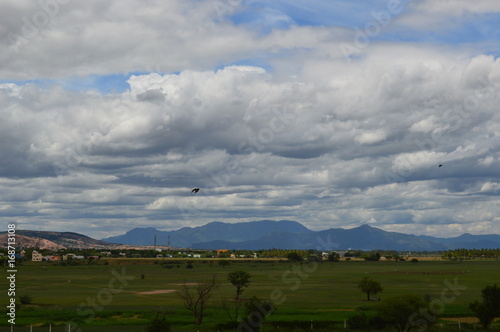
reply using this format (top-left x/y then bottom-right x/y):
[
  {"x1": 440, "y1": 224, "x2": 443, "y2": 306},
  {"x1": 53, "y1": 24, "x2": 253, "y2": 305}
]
[{"x1": 1, "y1": 0, "x2": 500, "y2": 240}]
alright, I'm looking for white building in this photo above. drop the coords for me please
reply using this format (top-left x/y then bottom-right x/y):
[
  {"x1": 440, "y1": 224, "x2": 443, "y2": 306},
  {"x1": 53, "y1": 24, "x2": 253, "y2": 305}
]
[{"x1": 32, "y1": 250, "x2": 43, "y2": 262}]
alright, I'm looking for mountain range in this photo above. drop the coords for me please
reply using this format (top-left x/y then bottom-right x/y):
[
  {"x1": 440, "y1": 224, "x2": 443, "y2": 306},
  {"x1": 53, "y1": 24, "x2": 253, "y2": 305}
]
[
  {"x1": 101, "y1": 220, "x2": 500, "y2": 251},
  {"x1": 3, "y1": 220, "x2": 500, "y2": 250}
]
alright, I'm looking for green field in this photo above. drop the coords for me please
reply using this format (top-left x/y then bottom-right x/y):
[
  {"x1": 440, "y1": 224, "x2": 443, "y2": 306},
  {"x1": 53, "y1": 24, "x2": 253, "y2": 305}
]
[{"x1": 2, "y1": 259, "x2": 500, "y2": 331}]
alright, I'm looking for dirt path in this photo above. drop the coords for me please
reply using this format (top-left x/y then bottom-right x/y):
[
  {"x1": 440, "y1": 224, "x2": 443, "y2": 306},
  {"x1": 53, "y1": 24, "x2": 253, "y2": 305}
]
[{"x1": 136, "y1": 290, "x2": 177, "y2": 295}]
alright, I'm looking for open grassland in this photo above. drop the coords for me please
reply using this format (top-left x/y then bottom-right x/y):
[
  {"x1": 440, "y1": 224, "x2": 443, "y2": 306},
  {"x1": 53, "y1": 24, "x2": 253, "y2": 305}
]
[{"x1": 2, "y1": 259, "x2": 500, "y2": 331}]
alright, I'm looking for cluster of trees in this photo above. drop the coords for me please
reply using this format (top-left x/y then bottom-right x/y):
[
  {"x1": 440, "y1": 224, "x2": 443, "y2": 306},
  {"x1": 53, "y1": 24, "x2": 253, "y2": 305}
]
[
  {"x1": 443, "y1": 248, "x2": 500, "y2": 260},
  {"x1": 469, "y1": 284, "x2": 500, "y2": 329},
  {"x1": 355, "y1": 277, "x2": 500, "y2": 331},
  {"x1": 174, "y1": 270, "x2": 263, "y2": 329},
  {"x1": 344, "y1": 250, "x2": 403, "y2": 261},
  {"x1": 257, "y1": 249, "x2": 314, "y2": 259}
]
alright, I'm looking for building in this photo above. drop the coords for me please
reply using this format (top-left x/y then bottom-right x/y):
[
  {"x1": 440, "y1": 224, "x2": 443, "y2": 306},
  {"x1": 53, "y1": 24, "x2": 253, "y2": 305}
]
[
  {"x1": 63, "y1": 253, "x2": 85, "y2": 260},
  {"x1": 217, "y1": 249, "x2": 229, "y2": 256},
  {"x1": 32, "y1": 250, "x2": 43, "y2": 262}
]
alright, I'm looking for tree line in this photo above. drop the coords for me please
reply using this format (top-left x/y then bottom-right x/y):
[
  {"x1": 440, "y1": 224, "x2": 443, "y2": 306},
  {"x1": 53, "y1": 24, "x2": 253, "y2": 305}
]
[{"x1": 442, "y1": 248, "x2": 500, "y2": 260}]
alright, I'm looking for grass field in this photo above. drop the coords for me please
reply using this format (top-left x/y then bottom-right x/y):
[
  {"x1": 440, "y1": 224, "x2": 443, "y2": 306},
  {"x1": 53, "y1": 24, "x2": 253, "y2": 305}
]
[{"x1": 2, "y1": 258, "x2": 500, "y2": 331}]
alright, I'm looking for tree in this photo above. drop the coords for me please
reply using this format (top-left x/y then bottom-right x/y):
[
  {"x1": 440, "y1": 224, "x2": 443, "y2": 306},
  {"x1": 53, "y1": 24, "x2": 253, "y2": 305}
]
[
  {"x1": 363, "y1": 252, "x2": 381, "y2": 261},
  {"x1": 287, "y1": 252, "x2": 303, "y2": 262},
  {"x1": 376, "y1": 294, "x2": 427, "y2": 332},
  {"x1": 227, "y1": 270, "x2": 251, "y2": 300},
  {"x1": 177, "y1": 276, "x2": 218, "y2": 326},
  {"x1": 469, "y1": 284, "x2": 500, "y2": 329},
  {"x1": 239, "y1": 296, "x2": 276, "y2": 331},
  {"x1": 328, "y1": 252, "x2": 340, "y2": 262},
  {"x1": 390, "y1": 253, "x2": 401, "y2": 262},
  {"x1": 358, "y1": 276, "x2": 383, "y2": 301}
]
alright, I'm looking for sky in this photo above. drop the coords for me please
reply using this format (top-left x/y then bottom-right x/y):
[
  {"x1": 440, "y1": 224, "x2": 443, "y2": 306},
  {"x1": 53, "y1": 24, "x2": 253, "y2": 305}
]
[{"x1": 1, "y1": 0, "x2": 500, "y2": 240}]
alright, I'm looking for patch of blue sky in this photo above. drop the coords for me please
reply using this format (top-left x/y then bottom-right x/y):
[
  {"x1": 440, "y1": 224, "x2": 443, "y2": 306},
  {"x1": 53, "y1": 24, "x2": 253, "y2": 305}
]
[
  {"x1": 0, "y1": 78, "x2": 44, "y2": 87},
  {"x1": 377, "y1": 13, "x2": 500, "y2": 47},
  {"x1": 57, "y1": 73, "x2": 132, "y2": 94},
  {"x1": 0, "y1": 74, "x2": 131, "y2": 94},
  {"x1": 230, "y1": 4, "x2": 295, "y2": 33},
  {"x1": 1, "y1": 72, "x2": 170, "y2": 94},
  {"x1": 443, "y1": 14, "x2": 500, "y2": 45},
  {"x1": 232, "y1": 0, "x2": 413, "y2": 31}
]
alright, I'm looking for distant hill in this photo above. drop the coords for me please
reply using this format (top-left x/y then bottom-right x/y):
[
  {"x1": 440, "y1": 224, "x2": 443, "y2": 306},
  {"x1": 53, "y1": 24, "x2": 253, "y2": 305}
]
[
  {"x1": 0, "y1": 233, "x2": 65, "y2": 250},
  {"x1": 102, "y1": 220, "x2": 500, "y2": 251},
  {"x1": 0, "y1": 230, "x2": 118, "y2": 249},
  {"x1": 102, "y1": 220, "x2": 311, "y2": 247},
  {"x1": 418, "y1": 233, "x2": 500, "y2": 250}
]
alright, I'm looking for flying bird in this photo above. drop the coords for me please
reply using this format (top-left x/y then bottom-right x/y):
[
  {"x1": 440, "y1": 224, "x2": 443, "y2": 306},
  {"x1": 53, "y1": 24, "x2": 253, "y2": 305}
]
[
  {"x1": 191, "y1": 188, "x2": 200, "y2": 193},
  {"x1": 438, "y1": 164, "x2": 443, "y2": 167}
]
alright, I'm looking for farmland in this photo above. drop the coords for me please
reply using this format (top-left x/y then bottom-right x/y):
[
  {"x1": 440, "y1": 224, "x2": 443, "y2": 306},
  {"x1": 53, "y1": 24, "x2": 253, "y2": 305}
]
[{"x1": 1, "y1": 258, "x2": 500, "y2": 331}]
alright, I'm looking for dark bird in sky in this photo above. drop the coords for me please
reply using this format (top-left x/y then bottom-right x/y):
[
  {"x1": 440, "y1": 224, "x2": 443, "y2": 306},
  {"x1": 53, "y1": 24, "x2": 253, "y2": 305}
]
[
  {"x1": 191, "y1": 188, "x2": 200, "y2": 193},
  {"x1": 438, "y1": 164, "x2": 443, "y2": 167}
]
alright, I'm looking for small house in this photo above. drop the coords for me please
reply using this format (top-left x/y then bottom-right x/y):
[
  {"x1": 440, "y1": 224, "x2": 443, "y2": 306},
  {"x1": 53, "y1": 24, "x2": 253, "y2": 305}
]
[{"x1": 32, "y1": 250, "x2": 43, "y2": 262}]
